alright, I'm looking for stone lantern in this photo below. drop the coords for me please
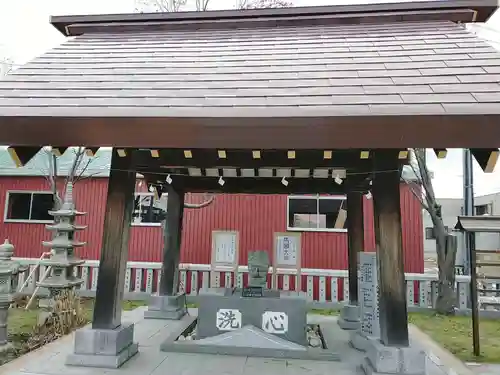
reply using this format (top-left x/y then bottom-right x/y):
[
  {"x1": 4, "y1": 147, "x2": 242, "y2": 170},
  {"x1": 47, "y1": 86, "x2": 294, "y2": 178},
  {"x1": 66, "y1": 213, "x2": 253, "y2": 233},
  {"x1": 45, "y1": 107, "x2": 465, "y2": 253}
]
[
  {"x1": 37, "y1": 182, "x2": 85, "y2": 299},
  {"x1": 0, "y1": 239, "x2": 27, "y2": 350}
]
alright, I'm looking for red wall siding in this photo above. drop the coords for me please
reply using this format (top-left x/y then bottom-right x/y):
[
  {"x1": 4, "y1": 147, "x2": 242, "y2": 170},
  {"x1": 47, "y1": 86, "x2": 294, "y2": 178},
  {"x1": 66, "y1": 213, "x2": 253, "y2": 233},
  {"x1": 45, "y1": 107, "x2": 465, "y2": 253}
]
[{"x1": 0, "y1": 177, "x2": 423, "y2": 273}]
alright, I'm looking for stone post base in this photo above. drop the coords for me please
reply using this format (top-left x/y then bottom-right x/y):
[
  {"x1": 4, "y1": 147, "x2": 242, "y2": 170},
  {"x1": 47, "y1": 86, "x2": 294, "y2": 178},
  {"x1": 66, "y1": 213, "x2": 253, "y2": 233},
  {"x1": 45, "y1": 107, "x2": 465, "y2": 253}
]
[
  {"x1": 338, "y1": 304, "x2": 360, "y2": 330},
  {"x1": 38, "y1": 298, "x2": 53, "y2": 309},
  {"x1": 361, "y1": 339, "x2": 427, "y2": 375},
  {"x1": 0, "y1": 343, "x2": 13, "y2": 353},
  {"x1": 350, "y1": 330, "x2": 373, "y2": 352},
  {"x1": 66, "y1": 322, "x2": 138, "y2": 369},
  {"x1": 144, "y1": 293, "x2": 187, "y2": 320}
]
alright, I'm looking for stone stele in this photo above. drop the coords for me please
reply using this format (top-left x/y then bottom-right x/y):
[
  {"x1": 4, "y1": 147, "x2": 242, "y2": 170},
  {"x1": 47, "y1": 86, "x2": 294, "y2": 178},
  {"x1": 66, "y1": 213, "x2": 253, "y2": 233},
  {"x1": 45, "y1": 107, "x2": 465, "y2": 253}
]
[{"x1": 247, "y1": 251, "x2": 270, "y2": 288}]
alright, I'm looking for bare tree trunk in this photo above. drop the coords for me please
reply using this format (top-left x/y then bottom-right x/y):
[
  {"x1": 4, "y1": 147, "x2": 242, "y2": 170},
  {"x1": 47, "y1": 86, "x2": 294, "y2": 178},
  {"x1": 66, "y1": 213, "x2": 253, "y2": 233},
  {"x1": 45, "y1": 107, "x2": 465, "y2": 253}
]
[
  {"x1": 435, "y1": 234, "x2": 458, "y2": 314},
  {"x1": 47, "y1": 153, "x2": 62, "y2": 210},
  {"x1": 405, "y1": 148, "x2": 458, "y2": 315}
]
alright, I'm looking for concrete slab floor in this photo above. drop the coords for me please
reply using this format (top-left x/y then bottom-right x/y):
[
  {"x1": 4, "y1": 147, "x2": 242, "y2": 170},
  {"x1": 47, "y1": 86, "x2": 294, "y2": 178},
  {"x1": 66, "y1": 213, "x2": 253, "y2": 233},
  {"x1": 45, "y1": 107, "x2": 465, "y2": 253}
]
[
  {"x1": 466, "y1": 363, "x2": 500, "y2": 375},
  {"x1": 0, "y1": 307, "x2": 483, "y2": 375}
]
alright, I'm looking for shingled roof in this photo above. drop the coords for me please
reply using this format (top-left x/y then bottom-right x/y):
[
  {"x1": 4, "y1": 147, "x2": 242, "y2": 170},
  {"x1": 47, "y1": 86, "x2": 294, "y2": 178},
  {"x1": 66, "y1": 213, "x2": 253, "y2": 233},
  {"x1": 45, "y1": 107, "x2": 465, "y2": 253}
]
[
  {"x1": 3, "y1": 20, "x2": 500, "y2": 114},
  {"x1": 0, "y1": 2, "x2": 499, "y2": 149}
]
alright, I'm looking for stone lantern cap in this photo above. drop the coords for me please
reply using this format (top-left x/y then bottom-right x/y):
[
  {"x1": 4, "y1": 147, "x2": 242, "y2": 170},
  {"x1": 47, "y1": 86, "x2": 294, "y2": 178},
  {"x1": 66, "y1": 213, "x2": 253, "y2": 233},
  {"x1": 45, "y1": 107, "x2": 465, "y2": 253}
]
[{"x1": 0, "y1": 239, "x2": 27, "y2": 275}]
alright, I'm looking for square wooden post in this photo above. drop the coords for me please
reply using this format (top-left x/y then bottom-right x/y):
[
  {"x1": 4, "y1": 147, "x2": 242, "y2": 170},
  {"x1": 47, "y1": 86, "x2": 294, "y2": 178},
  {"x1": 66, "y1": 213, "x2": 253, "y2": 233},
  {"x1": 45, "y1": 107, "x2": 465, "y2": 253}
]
[
  {"x1": 361, "y1": 151, "x2": 427, "y2": 375},
  {"x1": 339, "y1": 190, "x2": 364, "y2": 330},
  {"x1": 145, "y1": 185, "x2": 187, "y2": 320},
  {"x1": 67, "y1": 148, "x2": 138, "y2": 369},
  {"x1": 372, "y1": 152, "x2": 409, "y2": 347},
  {"x1": 159, "y1": 186, "x2": 185, "y2": 296},
  {"x1": 92, "y1": 148, "x2": 136, "y2": 330},
  {"x1": 347, "y1": 191, "x2": 364, "y2": 305}
]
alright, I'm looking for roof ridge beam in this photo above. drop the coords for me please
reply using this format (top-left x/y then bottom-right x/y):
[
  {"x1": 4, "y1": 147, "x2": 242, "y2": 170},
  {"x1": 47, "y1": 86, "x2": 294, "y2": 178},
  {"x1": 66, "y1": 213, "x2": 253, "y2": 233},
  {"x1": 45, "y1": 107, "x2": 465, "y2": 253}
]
[
  {"x1": 65, "y1": 9, "x2": 476, "y2": 36},
  {"x1": 51, "y1": 0, "x2": 498, "y2": 36}
]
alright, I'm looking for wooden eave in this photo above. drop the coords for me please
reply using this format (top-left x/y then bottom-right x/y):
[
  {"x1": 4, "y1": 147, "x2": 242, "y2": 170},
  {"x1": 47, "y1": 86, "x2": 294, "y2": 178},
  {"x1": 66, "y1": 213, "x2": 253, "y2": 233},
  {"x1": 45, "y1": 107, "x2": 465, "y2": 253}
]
[
  {"x1": 50, "y1": 0, "x2": 498, "y2": 36},
  {"x1": 64, "y1": 9, "x2": 478, "y2": 35},
  {"x1": 455, "y1": 215, "x2": 500, "y2": 233},
  {"x1": 0, "y1": 113, "x2": 499, "y2": 149}
]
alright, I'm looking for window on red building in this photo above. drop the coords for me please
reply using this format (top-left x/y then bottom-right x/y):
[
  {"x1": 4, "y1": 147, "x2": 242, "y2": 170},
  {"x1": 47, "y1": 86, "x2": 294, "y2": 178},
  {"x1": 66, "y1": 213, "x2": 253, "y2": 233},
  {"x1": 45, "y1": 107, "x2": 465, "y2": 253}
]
[
  {"x1": 5, "y1": 191, "x2": 54, "y2": 222},
  {"x1": 287, "y1": 195, "x2": 347, "y2": 232},
  {"x1": 132, "y1": 192, "x2": 167, "y2": 226}
]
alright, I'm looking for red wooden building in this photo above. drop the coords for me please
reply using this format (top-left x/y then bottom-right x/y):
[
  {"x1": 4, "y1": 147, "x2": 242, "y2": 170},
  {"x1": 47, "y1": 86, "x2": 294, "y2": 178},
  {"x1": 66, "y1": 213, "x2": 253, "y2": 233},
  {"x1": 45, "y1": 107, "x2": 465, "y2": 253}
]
[{"x1": 0, "y1": 149, "x2": 424, "y2": 273}]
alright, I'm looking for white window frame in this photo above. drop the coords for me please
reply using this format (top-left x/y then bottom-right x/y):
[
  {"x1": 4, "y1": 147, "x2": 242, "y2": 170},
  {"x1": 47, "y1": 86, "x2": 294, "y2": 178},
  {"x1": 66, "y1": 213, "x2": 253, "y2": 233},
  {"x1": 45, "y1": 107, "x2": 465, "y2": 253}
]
[
  {"x1": 475, "y1": 203, "x2": 493, "y2": 216},
  {"x1": 4, "y1": 190, "x2": 54, "y2": 224},
  {"x1": 286, "y1": 194, "x2": 347, "y2": 233},
  {"x1": 132, "y1": 192, "x2": 166, "y2": 227}
]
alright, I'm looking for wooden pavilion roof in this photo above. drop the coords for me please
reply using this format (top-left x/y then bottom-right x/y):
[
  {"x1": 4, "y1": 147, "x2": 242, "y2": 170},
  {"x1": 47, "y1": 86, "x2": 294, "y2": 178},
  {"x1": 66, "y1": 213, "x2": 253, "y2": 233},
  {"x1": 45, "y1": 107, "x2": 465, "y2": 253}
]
[
  {"x1": 0, "y1": 1, "x2": 499, "y2": 149},
  {"x1": 0, "y1": 1, "x2": 499, "y2": 193}
]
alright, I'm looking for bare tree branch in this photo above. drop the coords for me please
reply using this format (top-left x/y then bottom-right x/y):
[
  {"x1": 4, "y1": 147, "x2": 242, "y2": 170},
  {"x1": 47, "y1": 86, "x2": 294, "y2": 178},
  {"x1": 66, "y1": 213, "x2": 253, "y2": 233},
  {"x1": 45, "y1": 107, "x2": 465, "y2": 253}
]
[
  {"x1": 135, "y1": 0, "x2": 292, "y2": 13},
  {"x1": 73, "y1": 171, "x2": 103, "y2": 184},
  {"x1": 0, "y1": 56, "x2": 13, "y2": 76},
  {"x1": 42, "y1": 146, "x2": 98, "y2": 210},
  {"x1": 195, "y1": 0, "x2": 210, "y2": 11},
  {"x1": 72, "y1": 157, "x2": 95, "y2": 184},
  {"x1": 184, "y1": 193, "x2": 215, "y2": 208},
  {"x1": 135, "y1": 0, "x2": 188, "y2": 12},
  {"x1": 238, "y1": 0, "x2": 292, "y2": 8},
  {"x1": 42, "y1": 148, "x2": 63, "y2": 210}
]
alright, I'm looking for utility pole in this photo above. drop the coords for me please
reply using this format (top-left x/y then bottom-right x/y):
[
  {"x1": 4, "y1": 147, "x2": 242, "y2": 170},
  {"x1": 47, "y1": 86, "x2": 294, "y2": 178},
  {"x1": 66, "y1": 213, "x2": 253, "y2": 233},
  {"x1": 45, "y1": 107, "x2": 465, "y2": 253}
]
[
  {"x1": 463, "y1": 148, "x2": 480, "y2": 357},
  {"x1": 463, "y1": 148, "x2": 475, "y2": 275}
]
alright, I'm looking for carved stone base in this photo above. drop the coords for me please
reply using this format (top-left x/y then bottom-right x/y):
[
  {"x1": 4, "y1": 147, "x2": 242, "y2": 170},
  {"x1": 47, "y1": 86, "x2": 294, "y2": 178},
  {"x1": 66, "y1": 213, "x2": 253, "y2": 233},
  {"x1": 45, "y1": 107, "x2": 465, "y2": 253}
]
[
  {"x1": 144, "y1": 293, "x2": 187, "y2": 320},
  {"x1": 361, "y1": 339, "x2": 427, "y2": 375},
  {"x1": 350, "y1": 330, "x2": 373, "y2": 352},
  {"x1": 197, "y1": 287, "x2": 308, "y2": 346},
  {"x1": 38, "y1": 298, "x2": 54, "y2": 309},
  {"x1": 0, "y1": 343, "x2": 13, "y2": 353},
  {"x1": 66, "y1": 322, "x2": 138, "y2": 369},
  {"x1": 338, "y1": 304, "x2": 360, "y2": 330}
]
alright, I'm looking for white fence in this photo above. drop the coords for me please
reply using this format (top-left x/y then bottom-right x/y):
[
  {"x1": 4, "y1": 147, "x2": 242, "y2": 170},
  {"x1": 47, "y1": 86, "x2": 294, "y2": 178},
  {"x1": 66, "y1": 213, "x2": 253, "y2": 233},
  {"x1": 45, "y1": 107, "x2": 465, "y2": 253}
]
[{"x1": 13, "y1": 258, "x2": 500, "y2": 313}]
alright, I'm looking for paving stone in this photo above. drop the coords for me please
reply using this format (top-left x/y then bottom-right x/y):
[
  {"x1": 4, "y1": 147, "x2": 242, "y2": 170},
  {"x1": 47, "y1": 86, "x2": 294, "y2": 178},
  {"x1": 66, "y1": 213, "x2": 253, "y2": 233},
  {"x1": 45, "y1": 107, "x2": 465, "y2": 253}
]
[
  {"x1": 467, "y1": 363, "x2": 500, "y2": 375},
  {"x1": 1, "y1": 310, "x2": 491, "y2": 375}
]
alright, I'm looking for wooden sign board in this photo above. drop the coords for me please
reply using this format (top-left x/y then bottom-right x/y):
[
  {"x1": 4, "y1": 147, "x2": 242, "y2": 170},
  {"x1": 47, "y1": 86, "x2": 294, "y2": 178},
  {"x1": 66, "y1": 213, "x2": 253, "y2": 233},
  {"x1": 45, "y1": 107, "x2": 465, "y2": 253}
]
[
  {"x1": 335, "y1": 208, "x2": 347, "y2": 229},
  {"x1": 273, "y1": 232, "x2": 301, "y2": 291},
  {"x1": 210, "y1": 230, "x2": 239, "y2": 288}
]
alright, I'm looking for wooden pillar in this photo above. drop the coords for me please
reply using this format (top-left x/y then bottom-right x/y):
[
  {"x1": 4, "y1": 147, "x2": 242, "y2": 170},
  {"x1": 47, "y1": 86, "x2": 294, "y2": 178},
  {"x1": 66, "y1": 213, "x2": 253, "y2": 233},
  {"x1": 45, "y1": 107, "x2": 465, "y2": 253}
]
[
  {"x1": 372, "y1": 152, "x2": 409, "y2": 347},
  {"x1": 92, "y1": 149, "x2": 136, "y2": 330},
  {"x1": 347, "y1": 191, "x2": 364, "y2": 305},
  {"x1": 159, "y1": 186, "x2": 185, "y2": 296}
]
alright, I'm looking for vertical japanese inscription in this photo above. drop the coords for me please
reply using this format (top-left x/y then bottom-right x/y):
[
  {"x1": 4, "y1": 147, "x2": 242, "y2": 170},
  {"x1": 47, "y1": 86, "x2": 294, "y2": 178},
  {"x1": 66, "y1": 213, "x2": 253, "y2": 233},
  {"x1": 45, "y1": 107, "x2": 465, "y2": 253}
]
[
  {"x1": 358, "y1": 252, "x2": 380, "y2": 338},
  {"x1": 262, "y1": 311, "x2": 289, "y2": 334},
  {"x1": 216, "y1": 309, "x2": 242, "y2": 331}
]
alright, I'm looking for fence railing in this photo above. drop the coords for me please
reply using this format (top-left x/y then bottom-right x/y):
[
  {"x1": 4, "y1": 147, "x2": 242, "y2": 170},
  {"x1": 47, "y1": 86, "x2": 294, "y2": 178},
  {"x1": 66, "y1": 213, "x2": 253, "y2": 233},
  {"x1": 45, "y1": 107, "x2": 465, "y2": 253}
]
[{"x1": 13, "y1": 258, "x2": 500, "y2": 313}]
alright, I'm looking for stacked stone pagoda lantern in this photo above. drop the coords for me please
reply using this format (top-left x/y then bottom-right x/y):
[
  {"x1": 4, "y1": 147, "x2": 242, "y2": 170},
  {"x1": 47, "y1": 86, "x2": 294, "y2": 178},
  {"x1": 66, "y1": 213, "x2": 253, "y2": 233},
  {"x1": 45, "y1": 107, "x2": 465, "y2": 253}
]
[
  {"x1": 37, "y1": 182, "x2": 85, "y2": 299},
  {"x1": 0, "y1": 239, "x2": 27, "y2": 350}
]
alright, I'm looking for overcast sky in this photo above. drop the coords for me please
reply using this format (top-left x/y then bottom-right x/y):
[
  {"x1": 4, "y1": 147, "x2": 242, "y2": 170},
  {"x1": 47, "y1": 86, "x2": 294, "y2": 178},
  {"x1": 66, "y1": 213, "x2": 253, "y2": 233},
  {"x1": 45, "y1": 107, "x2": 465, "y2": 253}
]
[{"x1": 1, "y1": 0, "x2": 499, "y2": 199}]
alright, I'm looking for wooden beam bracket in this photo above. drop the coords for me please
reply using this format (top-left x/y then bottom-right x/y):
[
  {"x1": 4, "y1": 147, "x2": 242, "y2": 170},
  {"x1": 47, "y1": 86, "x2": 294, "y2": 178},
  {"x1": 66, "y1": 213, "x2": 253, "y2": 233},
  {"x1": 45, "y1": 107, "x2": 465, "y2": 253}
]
[
  {"x1": 7, "y1": 146, "x2": 41, "y2": 167},
  {"x1": 470, "y1": 148, "x2": 499, "y2": 173}
]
